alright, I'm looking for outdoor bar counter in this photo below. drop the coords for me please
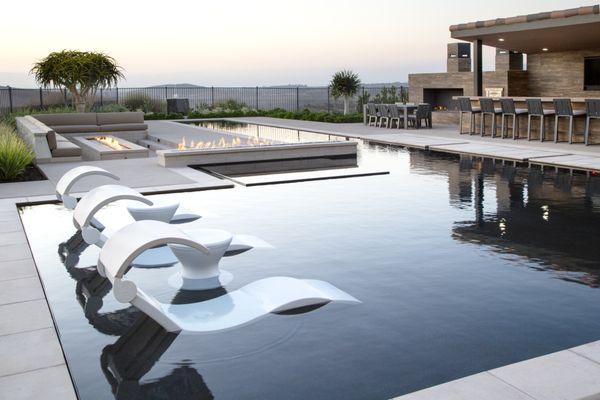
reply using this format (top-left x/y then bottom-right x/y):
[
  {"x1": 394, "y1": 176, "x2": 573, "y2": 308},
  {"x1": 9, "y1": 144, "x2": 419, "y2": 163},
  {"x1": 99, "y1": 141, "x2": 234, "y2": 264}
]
[{"x1": 457, "y1": 96, "x2": 599, "y2": 144}]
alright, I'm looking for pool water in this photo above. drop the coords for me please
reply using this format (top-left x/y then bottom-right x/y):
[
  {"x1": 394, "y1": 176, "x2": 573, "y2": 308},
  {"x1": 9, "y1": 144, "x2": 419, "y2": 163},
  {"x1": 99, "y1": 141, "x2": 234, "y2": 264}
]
[
  {"x1": 190, "y1": 119, "x2": 347, "y2": 144},
  {"x1": 20, "y1": 141, "x2": 600, "y2": 400}
]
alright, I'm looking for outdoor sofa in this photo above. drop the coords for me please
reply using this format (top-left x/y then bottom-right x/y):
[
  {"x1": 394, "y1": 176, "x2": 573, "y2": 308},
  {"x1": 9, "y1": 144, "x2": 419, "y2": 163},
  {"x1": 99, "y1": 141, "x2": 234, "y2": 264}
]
[{"x1": 16, "y1": 112, "x2": 148, "y2": 163}]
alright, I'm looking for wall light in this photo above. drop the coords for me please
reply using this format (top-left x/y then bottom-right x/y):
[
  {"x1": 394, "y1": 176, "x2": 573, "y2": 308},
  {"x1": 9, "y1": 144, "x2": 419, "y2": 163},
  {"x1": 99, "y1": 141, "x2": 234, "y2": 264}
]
[
  {"x1": 498, "y1": 38, "x2": 505, "y2": 42},
  {"x1": 542, "y1": 48, "x2": 549, "y2": 51}
]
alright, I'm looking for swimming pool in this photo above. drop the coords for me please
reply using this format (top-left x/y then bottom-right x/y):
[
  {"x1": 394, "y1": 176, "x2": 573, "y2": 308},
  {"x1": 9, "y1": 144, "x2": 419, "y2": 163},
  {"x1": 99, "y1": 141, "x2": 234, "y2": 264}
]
[{"x1": 20, "y1": 141, "x2": 600, "y2": 399}]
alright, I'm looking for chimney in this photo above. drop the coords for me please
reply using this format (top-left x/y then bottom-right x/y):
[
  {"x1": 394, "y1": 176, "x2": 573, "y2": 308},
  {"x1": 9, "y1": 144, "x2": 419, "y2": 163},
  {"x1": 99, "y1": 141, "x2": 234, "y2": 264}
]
[
  {"x1": 495, "y1": 49, "x2": 524, "y2": 71},
  {"x1": 447, "y1": 43, "x2": 471, "y2": 73}
]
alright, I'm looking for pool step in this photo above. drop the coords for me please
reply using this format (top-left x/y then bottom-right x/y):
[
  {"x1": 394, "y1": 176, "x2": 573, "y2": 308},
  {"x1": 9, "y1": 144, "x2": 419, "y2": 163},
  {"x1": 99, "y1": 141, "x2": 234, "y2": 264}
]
[{"x1": 138, "y1": 139, "x2": 171, "y2": 151}]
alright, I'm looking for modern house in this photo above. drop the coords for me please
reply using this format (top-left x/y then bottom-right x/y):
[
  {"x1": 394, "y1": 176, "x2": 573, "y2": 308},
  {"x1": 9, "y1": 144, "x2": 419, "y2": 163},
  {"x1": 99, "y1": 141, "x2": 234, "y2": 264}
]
[{"x1": 409, "y1": 5, "x2": 600, "y2": 124}]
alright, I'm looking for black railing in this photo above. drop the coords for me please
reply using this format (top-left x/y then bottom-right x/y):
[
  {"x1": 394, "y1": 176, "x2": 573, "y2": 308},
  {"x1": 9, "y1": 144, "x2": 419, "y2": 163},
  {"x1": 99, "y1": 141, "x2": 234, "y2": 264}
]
[{"x1": 0, "y1": 85, "x2": 408, "y2": 115}]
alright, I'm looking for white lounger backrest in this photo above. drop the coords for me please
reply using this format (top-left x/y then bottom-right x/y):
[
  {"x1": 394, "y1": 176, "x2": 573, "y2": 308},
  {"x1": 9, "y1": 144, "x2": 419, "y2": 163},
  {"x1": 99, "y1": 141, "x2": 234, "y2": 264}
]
[
  {"x1": 56, "y1": 166, "x2": 119, "y2": 209},
  {"x1": 98, "y1": 220, "x2": 211, "y2": 332},
  {"x1": 73, "y1": 185, "x2": 152, "y2": 230},
  {"x1": 97, "y1": 220, "x2": 210, "y2": 279}
]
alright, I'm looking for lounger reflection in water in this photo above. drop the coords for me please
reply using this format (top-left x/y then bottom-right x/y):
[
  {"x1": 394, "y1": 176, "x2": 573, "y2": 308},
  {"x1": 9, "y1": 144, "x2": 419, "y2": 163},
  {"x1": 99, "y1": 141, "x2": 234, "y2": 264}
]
[{"x1": 98, "y1": 220, "x2": 360, "y2": 333}]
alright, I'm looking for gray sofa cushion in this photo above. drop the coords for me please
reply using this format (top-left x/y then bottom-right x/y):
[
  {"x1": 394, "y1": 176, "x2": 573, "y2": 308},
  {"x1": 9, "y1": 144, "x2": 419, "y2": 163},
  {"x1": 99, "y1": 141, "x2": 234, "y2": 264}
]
[
  {"x1": 34, "y1": 113, "x2": 98, "y2": 126},
  {"x1": 99, "y1": 123, "x2": 148, "y2": 132},
  {"x1": 50, "y1": 125, "x2": 100, "y2": 133},
  {"x1": 51, "y1": 140, "x2": 81, "y2": 157},
  {"x1": 96, "y1": 112, "x2": 144, "y2": 125},
  {"x1": 46, "y1": 131, "x2": 58, "y2": 150}
]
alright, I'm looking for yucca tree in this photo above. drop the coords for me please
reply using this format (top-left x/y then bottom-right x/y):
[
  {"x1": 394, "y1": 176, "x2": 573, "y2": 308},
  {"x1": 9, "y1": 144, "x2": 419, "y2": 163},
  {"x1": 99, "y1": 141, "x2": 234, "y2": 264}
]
[
  {"x1": 31, "y1": 50, "x2": 124, "y2": 112},
  {"x1": 330, "y1": 70, "x2": 361, "y2": 115}
]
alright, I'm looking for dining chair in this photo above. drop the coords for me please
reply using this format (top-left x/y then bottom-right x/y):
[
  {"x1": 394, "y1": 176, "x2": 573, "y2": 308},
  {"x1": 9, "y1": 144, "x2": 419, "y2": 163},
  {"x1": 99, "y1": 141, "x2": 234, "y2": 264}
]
[{"x1": 378, "y1": 104, "x2": 390, "y2": 128}]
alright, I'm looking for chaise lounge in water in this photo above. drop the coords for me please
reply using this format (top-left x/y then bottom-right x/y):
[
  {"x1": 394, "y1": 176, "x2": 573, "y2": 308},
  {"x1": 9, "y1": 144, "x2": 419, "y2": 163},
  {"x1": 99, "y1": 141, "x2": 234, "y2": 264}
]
[
  {"x1": 55, "y1": 165, "x2": 201, "y2": 226},
  {"x1": 98, "y1": 220, "x2": 359, "y2": 333},
  {"x1": 61, "y1": 166, "x2": 271, "y2": 288}
]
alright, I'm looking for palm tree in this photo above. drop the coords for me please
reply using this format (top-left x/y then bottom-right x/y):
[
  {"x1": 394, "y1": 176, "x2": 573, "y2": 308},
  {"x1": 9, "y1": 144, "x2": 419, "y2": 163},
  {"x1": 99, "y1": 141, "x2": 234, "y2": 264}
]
[
  {"x1": 31, "y1": 50, "x2": 124, "y2": 112},
  {"x1": 330, "y1": 70, "x2": 361, "y2": 115}
]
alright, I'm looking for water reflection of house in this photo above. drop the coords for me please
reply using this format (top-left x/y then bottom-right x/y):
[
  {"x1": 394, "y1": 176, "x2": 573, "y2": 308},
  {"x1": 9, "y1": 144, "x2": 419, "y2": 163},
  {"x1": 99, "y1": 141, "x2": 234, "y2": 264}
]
[{"x1": 410, "y1": 151, "x2": 600, "y2": 287}]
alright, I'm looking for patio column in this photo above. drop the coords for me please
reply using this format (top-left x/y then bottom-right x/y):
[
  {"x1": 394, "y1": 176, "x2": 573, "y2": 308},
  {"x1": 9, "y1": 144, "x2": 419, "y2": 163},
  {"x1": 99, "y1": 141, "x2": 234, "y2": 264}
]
[{"x1": 473, "y1": 39, "x2": 483, "y2": 96}]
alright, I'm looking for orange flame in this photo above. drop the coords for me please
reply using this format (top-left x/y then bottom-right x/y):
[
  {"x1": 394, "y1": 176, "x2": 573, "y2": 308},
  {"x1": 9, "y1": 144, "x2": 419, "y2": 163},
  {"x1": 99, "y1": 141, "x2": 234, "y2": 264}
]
[
  {"x1": 93, "y1": 136, "x2": 127, "y2": 150},
  {"x1": 176, "y1": 136, "x2": 269, "y2": 150}
]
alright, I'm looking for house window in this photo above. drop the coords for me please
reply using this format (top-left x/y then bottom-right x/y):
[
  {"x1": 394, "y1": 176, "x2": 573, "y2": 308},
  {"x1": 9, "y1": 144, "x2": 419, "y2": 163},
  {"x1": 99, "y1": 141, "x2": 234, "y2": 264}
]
[{"x1": 584, "y1": 57, "x2": 600, "y2": 91}]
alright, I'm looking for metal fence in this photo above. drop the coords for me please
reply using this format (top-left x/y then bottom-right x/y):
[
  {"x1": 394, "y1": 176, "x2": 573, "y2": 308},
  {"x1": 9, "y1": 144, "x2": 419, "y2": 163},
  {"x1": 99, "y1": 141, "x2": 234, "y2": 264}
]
[{"x1": 0, "y1": 85, "x2": 407, "y2": 115}]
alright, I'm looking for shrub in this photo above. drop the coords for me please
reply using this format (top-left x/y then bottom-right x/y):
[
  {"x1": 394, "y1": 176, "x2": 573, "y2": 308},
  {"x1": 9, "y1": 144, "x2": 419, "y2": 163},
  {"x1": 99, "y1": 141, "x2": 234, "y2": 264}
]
[
  {"x1": 213, "y1": 99, "x2": 247, "y2": 110},
  {"x1": 93, "y1": 103, "x2": 129, "y2": 113},
  {"x1": 0, "y1": 124, "x2": 35, "y2": 182},
  {"x1": 122, "y1": 93, "x2": 165, "y2": 113}
]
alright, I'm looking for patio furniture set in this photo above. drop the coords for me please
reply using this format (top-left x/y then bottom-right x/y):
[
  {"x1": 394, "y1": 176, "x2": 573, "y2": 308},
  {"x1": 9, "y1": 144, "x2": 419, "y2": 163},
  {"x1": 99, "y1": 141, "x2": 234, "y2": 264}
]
[
  {"x1": 458, "y1": 97, "x2": 600, "y2": 145},
  {"x1": 366, "y1": 103, "x2": 433, "y2": 129}
]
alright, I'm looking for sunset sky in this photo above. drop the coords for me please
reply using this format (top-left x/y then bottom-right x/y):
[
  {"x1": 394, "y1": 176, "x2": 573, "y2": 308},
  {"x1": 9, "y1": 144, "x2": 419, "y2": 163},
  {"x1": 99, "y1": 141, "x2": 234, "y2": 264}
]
[{"x1": 0, "y1": 0, "x2": 593, "y2": 87}]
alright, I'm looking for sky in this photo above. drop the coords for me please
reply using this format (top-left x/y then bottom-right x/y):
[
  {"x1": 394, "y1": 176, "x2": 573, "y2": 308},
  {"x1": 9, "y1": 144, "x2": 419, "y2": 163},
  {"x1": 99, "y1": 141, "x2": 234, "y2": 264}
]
[{"x1": 0, "y1": 0, "x2": 594, "y2": 87}]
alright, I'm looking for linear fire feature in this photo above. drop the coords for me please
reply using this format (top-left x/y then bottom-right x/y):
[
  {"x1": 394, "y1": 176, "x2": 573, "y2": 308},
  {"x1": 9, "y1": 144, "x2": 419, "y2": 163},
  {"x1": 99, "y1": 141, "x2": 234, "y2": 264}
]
[{"x1": 72, "y1": 135, "x2": 149, "y2": 160}]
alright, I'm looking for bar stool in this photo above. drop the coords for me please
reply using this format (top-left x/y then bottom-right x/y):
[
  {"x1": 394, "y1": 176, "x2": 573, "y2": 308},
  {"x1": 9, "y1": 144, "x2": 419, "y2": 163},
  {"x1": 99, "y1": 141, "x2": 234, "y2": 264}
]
[
  {"x1": 499, "y1": 98, "x2": 528, "y2": 140},
  {"x1": 526, "y1": 99, "x2": 555, "y2": 142},
  {"x1": 458, "y1": 97, "x2": 481, "y2": 134},
  {"x1": 378, "y1": 104, "x2": 390, "y2": 128},
  {"x1": 366, "y1": 103, "x2": 378, "y2": 126},
  {"x1": 553, "y1": 99, "x2": 587, "y2": 143},
  {"x1": 479, "y1": 98, "x2": 503, "y2": 137},
  {"x1": 585, "y1": 99, "x2": 600, "y2": 146}
]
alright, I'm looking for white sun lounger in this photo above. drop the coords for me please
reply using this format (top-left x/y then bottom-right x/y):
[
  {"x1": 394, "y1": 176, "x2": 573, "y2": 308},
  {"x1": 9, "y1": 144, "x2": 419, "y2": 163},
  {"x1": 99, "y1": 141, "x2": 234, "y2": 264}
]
[
  {"x1": 98, "y1": 220, "x2": 359, "y2": 333},
  {"x1": 56, "y1": 166, "x2": 120, "y2": 210},
  {"x1": 56, "y1": 166, "x2": 200, "y2": 223},
  {"x1": 73, "y1": 185, "x2": 271, "y2": 278}
]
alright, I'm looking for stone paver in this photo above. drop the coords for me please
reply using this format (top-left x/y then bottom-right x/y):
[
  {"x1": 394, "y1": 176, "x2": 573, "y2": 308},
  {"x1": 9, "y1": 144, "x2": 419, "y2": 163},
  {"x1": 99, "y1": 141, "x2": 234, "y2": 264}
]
[
  {"x1": 0, "y1": 276, "x2": 44, "y2": 305},
  {"x1": 0, "y1": 243, "x2": 32, "y2": 263},
  {"x1": 395, "y1": 372, "x2": 534, "y2": 400},
  {"x1": 490, "y1": 350, "x2": 600, "y2": 400},
  {"x1": 0, "y1": 299, "x2": 53, "y2": 336},
  {"x1": 429, "y1": 142, "x2": 570, "y2": 161},
  {"x1": 529, "y1": 154, "x2": 600, "y2": 171},
  {"x1": 0, "y1": 365, "x2": 76, "y2": 400},
  {"x1": 0, "y1": 258, "x2": 37, "y2": 281},
  {"x1": 0, "y1": 328, "x2": 65, "y2": 377}
]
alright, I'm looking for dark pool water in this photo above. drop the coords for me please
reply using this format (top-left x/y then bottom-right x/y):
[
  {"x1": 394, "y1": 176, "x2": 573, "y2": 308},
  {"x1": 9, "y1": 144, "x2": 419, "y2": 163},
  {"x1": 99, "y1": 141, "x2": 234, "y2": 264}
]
[{"x1": 20, "y1": 142, "x2": 600, "y2": 400}]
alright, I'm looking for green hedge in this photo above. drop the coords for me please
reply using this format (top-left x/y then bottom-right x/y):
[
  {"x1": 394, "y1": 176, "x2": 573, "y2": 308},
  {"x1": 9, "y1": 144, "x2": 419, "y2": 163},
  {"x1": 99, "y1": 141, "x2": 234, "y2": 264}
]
[{"x1": 1, "y1": 106, "x2": 362, "y2": 128}]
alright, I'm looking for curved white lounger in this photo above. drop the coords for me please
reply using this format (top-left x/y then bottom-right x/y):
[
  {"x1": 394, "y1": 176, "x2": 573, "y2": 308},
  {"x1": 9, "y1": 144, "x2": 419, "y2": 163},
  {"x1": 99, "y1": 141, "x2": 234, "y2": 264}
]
[
  {"x1": 56, "y1": 166, "x2": 201, "y2": 224},
  {"x1": 73, "y1": 184, "x2": 153, "y2": 246},
  {"x1": 98, "y1": 221, "x2": 359, "y2": 333},
  {"x1": 56, "y1": 166, "x2": 119, "y2": 210}
]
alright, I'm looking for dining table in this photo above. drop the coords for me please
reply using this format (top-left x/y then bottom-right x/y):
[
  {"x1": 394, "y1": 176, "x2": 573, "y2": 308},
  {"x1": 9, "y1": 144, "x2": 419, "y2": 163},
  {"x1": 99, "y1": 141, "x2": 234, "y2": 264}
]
[{"x1": 394, "y1": 103, "x2": 418, "y2": 129}]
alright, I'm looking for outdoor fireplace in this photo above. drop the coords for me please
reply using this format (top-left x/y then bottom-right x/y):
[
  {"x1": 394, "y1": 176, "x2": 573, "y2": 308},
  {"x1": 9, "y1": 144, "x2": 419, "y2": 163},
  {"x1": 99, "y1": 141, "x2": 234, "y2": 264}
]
[
  {"x1": 72, "y1": 135, "x2": 149, "y2": 160},
  {"x1": 423, "y1": 88, "x2": 464, "y2": 111}
]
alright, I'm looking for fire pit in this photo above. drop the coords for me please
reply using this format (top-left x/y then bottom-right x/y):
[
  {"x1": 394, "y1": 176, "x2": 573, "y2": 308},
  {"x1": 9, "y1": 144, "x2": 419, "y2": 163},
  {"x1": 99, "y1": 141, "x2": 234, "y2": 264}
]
[{"x1": 72, "y1": 135, "x2": 149, "y2": 160}]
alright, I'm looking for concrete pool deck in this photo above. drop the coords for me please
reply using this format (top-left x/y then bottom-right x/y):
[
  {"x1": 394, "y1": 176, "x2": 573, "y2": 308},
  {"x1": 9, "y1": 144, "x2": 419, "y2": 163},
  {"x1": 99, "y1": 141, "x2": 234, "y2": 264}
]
[
  {"x1": 228, "y1": 117, "x2": 600, "y2": 172},
  {"x1": 2, "y1": 118, "x2": 600, "y2": 399}
]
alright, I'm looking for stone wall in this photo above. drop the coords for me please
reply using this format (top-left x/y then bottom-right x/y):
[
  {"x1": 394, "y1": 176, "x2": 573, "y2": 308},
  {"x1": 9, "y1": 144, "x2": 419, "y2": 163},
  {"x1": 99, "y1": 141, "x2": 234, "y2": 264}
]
[
  {"x1": 408, "y1": 71, "x2": 518, "y2": 104},
  {"x1": 527, "y1": 49, "x2": 600, "y2": 97}
]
